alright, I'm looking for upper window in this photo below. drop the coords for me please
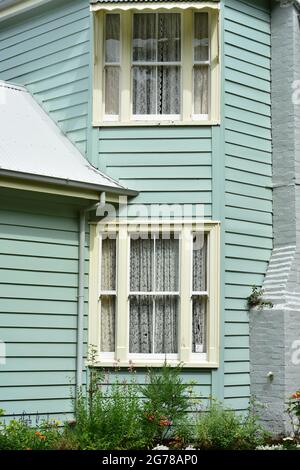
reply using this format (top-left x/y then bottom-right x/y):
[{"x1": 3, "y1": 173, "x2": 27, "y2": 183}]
[
  {"x1": 88, "y1": 221, "x2": 220, "y2": 368},
  {"x1": 93, "y1": 8, "x2": 220, "y2": 125}
]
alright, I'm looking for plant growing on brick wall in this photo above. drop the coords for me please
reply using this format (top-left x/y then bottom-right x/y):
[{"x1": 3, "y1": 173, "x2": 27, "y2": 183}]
[{"x1": 246, "y1": 286, "x2": 273, "y2": 310}]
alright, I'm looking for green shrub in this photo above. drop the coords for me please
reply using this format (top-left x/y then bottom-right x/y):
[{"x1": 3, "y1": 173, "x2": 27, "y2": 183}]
[
  {"x1": 0, "y1": 417, "x2": 61, "y2": 450},
  {"x1": 195, "y1": 400, "x2": 268, "y2": 450},
  {"x1": 65, "y1": 368, "x2": 146, "y2": 450},
  {"x1": 140, "y1": 363, "x2": 193, "y2": 444}
]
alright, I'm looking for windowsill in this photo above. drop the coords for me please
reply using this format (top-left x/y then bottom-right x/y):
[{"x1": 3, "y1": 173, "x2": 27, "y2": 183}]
[
  {"x1": 86, "y1": 359, "x2": 219, "y2": 369},
  {"x1": 93, "y1": 119, "x2": 221, "y2": 127}
]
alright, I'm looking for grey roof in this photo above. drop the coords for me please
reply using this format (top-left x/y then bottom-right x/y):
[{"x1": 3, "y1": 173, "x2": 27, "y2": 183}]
[
  {"x1": 0, "y1": 81, "x2": 136, "y2": 195},
  {"x1": 90, "y1": 0, "x2": 219, "y2": 3}
]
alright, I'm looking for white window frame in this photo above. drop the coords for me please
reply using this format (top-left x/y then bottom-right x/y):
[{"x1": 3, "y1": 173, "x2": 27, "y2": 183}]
[
  {"x1": 88, "y1": 220, "x2": 220, "y2": 368},
  {"x1": 92, "y1": 4, "x2": 220, "y2": 126}
]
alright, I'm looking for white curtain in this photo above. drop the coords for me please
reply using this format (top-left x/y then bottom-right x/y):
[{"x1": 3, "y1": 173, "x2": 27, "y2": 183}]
[
  {"x1": 105, "y1": 67, "x2": 120, "y2": 115},
  {"x1": 193, "y1": 235, "x2": 207, "y2": 292},
  {"x1": 132, "y1": 13, "x2": 181, "y2": 115},
  {"x1": 194, "y1": 66, "x2": 208, "y2": 115},
  {"x1": 194, "y1": 12, "x2": 209, "y2": 115},
  {"x1": 105, "y1": 14, "x2": 120, "y2": 115},
  {"x1": 194, "y1": 12, "x2": 208, "y2": 62},
  {"x1": 192, "y1": 299, "x2": 206, "y2": 353},
  {"x1": 192, "y1": 235, "x2": 207, "y2": 353},
  {"x1": 130, "y1": 238, "x2": 153, "y2": 353},
  {"x1": 129, "y1": 236, "x2": 178, "y2": 354},
  {"x1": 100, "y1": 238, "x2": 116, "y2": 352}
]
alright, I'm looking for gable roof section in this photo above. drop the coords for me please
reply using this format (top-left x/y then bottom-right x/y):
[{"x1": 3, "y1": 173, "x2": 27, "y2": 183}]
[{"x1": 0, "y1": 81, "x2": 136, "y2": 196}]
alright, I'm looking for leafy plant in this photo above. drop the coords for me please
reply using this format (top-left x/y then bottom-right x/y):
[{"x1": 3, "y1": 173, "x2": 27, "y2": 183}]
[
  {"x1": 287, "y1": 390, "x2": 300, "y2": 437},
  {"x1": 140, "y1": 363, "x2": 193, "y2": 444},
  {"x1": 247, "y1": 286, "x2": 273, "y2": 310},
  {"x1": 65, "y1": 364, "x2": 147, "y2": 450},
  {"x1": 0, "y1": 418, "x2": 61, "y2": 450},
  {"x1": 194, "y1": 400, "x2": 268, "y2": 450}
]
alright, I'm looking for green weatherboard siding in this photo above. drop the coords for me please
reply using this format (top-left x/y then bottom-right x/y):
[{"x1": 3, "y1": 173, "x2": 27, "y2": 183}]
[
  {"x1": 223, "y1": 0, "x2": 272, "y2": 410},
  {"x1": 0, "y1": 0, "x2": 90, "y2": 155},
  {"x1": 0, "y1": 0, "x2": 272, "y2": 418},
  {"x1": 0, "y1": 189, "x2": 89, "y2": 419}
]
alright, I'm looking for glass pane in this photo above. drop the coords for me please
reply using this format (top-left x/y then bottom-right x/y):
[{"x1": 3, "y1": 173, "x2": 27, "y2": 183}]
[
  {"x1": 194, "y1": 65, "x2": 209, "y2": 115},
  {"x1": 193, "y1": 233, "x2": 207, "y2": 292},
  {"x1": 157, "y1": 13, "x2": 181, "y2": 62},
  {"x1": 192, "y1": 298, "x2": 206, "y2": 353},
  {"x1": 194, "y1": 12, "x2": 209, "y2": 62},
  {"x1": 155, "y1": 235, "x2": 179, "y2": 291},
  {"x1": 105, "y1": 14, "x2": 120, "y2": 63},
  {"x1": 105, "y1": 67, "x2": 120, "y2": 115},
  {"x1": 132, "y1": 66, "x2": 156, "y2": 115},
  {"x1": 155, "y1": 297, "x2": 178, "y2": 353},
  {"x1": 101, "y1": 237, "x2": 116, "y2": 291},
  {"x1": 133, "y1": 13, "x2": 156, "y2": 62},
  {"x1": 101, "y1": 297, "x2": 115, "y2": 352},
  {"x1": 129, "y1": 296, "x2": 153, "y2": 353},
  {"x1": 130, "y1": 238, "x2": 153, "y2": 291},
  {"x1": 157, "y1": 66, "x2": 180, "y2": 114}
]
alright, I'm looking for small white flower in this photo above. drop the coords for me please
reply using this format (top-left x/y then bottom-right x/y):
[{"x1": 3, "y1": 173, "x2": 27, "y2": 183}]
[
  {"x1": 283, "y1": 437, "x2": 294, "y2": 442},
  {"x1": 153, "y1": 444, "x2": 169, "y2": 450}
]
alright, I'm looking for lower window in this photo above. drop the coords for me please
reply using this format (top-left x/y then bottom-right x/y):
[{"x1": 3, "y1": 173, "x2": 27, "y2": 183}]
[{"x1": 89, "y1": 221, "x2": 220, "y2": 367}]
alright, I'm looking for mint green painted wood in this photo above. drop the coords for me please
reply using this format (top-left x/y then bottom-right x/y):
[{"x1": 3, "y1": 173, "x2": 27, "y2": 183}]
[
  {"x1": 0, "y1": 0, "x2": 273, "y2": 418},
  {"x1": 225, "y1": 310, "x2": 249, "y2": 323},
  {"x1": 1, "y1": 400, "x2": 73, "y2": 417},
  {"x1": 223, "y1": 0, "x2": 272, "y2": 411},
  {"x1": 0, "y1": 0, "x2": 90, "y2": 155},
  {"x1": 1, "y1": 371, "x2": 78, "y2": 387},
  {"x1": 0, "y1": 189, "x2": 90, "y2": 419},
  {"x1": 224, "y1": 361, "x2": 250, "y2": 374}
]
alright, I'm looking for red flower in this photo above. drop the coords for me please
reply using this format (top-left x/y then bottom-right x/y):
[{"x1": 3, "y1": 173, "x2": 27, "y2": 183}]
[
  {"x1": 291, "y1": 391, "x2": 300, "y2": 399},
  {"x1": 146, "y1": 413, "x2": 155, "y2": 422},
  {"x1": 158, "y1": 417, "x2": 172, "y2": 426}
]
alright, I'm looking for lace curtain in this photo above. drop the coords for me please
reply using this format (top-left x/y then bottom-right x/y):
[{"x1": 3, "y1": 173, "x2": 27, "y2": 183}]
[
  {"x1": 194, "y1": 12, "x2": 209, "y2": 115},
  {"x1": 192, "y1": 235, "x2": 207, "y2": 353},
  {"x1": 100, "y1": 238, "x2": 116, "y2": 352},
  {"x1": 129, "y1": 236, "x2": 179, "y2": 354},
  {"x1": 132, "y1": 13, "x2": 181, "y2": 115},
  {"x1": 105, "y1": 14, "x2": 120, "y2": 115}
]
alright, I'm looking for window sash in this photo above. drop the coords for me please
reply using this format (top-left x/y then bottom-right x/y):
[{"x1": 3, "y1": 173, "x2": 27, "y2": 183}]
[
  {"x1": 90, "y1": 222, "x2": 220, "y2": 367},
  {"x1": 193, "y1": 12, "x2": 210, "y2": 118},
  {"x1": 95, "y1": 9, "x2": 219, "y2": 124},
  {"x1": 103, "y1": 13, "x2": 122, "y2": 121}
]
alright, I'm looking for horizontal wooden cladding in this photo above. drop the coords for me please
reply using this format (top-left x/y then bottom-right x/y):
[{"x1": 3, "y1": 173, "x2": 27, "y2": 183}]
[
  {"x1": 0, "y1": 313, "x2": 86, "y2": 330},
  {"x1": 225, "y1": 94, "x2": 270, "y2": 118},
  {"x1": 224, "y1": 18, "x2": 270, "y2": 46},
  {"x1": 0, "y1": 298, "x2": 80, "y2": 315},
  {"x1": 0, "y1": 255, "x2": 86, "y2": 274},
  {"x1": 99, "y1": 138, "x2": 212, "y2": 154},
  {"x1": 225, "y1": 0, "x2": 271, "y2": 31},
  {"x1": 0, "y1": 371, "x2": 77, "y2": 387},
  {"x1": 0, "y1": 0, "x2": 90, "y2": 154},
  {"x1": 0, "y1": 1, "x2": 88, "y2": 47},
  {"x1": 0, "y1": 385, "x2": 76, "y2": 402},
  {"x1": 0, "y1": 399, "x2": 73, "y2": 416},
  {"x1": 100, "y1": 127, "x2": 212, "y2": 211},
  {"x1": 223, "y1": 0, "x2": 272, "y2": 409},
  {"x1": 0, "y1": 328, "x2": 77, "y2": 343},
  {"x1": 1, "y1": 357, "x2": 77, "y2": 372}
]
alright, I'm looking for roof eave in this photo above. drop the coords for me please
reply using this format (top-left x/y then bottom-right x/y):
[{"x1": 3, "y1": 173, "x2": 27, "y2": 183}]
[
  {"x1": 0, "y1": 0, "x2": 53, "y2": 22},
  {"x1": 0, "y1": 169, "x2": 138, "y2": 197}
]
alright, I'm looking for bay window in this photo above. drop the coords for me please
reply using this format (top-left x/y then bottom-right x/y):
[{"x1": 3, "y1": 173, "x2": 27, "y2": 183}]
[
  {"x1": 88, "y1": 221, "x2": 220, "y2": 367},
  {"x1": 92, "y1": 5, "x2": 220, "y2": 125}
]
